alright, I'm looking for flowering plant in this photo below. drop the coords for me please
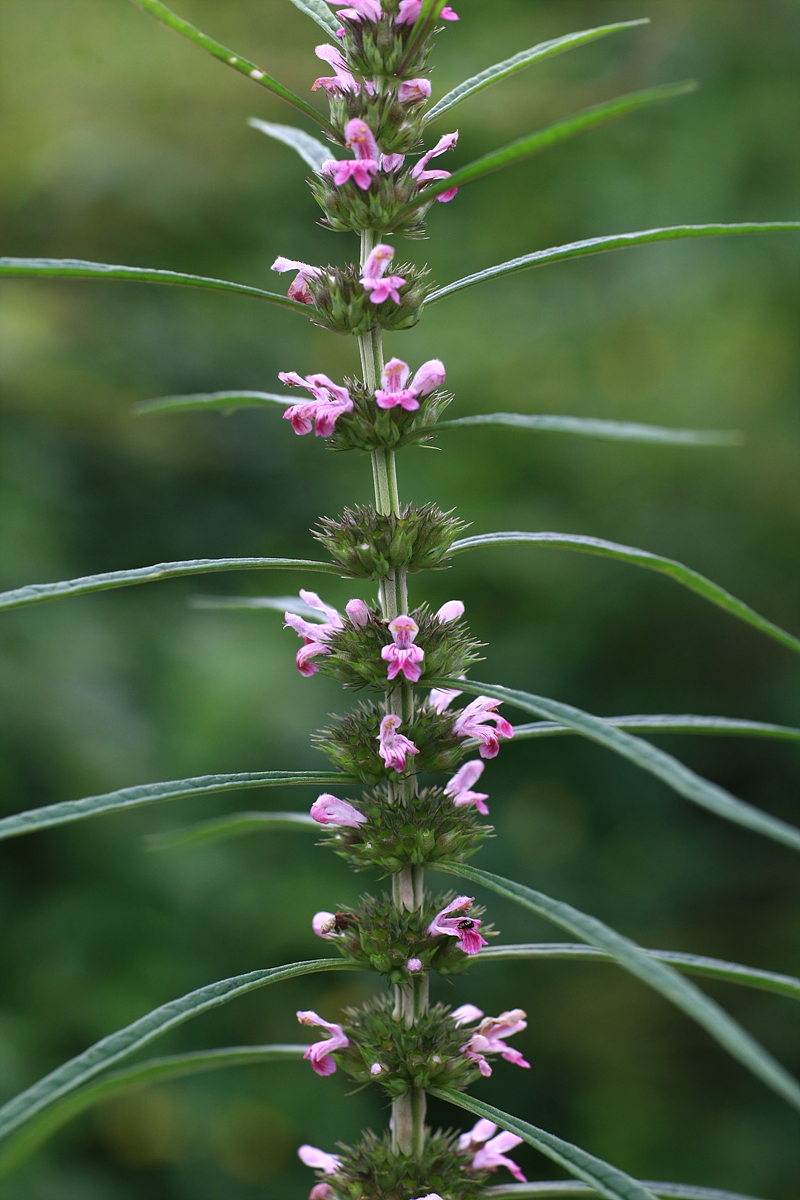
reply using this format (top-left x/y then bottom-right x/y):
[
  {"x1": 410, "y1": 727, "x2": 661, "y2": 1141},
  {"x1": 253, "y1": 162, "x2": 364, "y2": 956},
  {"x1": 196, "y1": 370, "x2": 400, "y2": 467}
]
[{"x1": 0, "y1": 1, "x2": 799, "y2": 1197}]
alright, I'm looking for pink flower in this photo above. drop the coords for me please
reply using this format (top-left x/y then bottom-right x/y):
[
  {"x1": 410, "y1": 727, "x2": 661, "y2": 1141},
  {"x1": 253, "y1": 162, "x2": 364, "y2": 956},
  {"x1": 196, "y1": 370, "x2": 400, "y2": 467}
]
[
  {"x1": 284, "y1": 590, "x2": 343, "y2": 676},
  {"x1": 369, "y1": 1062, "x2": 384, "y2": 1076},
  {"x1": 407, "y1": 957, "x2": 423, "y2": 973},
  {"x1": 453, "y1": 696, "x2": 514, "y2": 759},
  {"x1": 310, "y1": 793, "x2": 368, "y2": 828},
  {"x1": 380, "y1": 152, "x2": 406, "y2": 172},
  {"x1": 459, "y1": 1009, "x2": 530, "y2": 1078},
  {"x1": 427, "y1": 895, "x2": 487, "y2": 955},
  {"x1": 297, "y1": 1011, "x2": 350, "y2": 1076},
  {"x1": 445, "y1": 759, "x2": 489, "y2": 815},
  {"x1": 312, "y1": 43, "x2": 358, "y2": 93},
  {"x1": 312, "y1": 910, "x2": 337, "y2": 937},
  {"x1": 396, "y1": 0, "x2": 458, "y2": 22},
  {"x1": 428, "y1": 684, "x2": 462, "y2": 713},
  {"x1": 298, "y1": 1143, "x2": 342, "y2": 1175},
  {"x1": 300, "y1": 588, "x2": 343, "y2": 626},
  {"x1": 471, "y1": 1131, "x2": 527, "y2": 1182},
  {"x1": 378, "y1": 714, "x2": 420, "y2": 773},
  {"x1": 271, "y1": 256, "x2": 323, "y2": 304},
  {"x1": 360, "y1": 244, "x2": 407, "y2": 305},
  {"x1": 412, "y1": 131, "x2": 459, "y2": 202},
  {"x1": 346, "y1": 598, "x2": 370, "y2": 628},
  {"x1": 458, "y1": 1118, "x2": 497, "y2": 1151},
  {"x1": 328, "y1": 0, "x2": 383, "y2": 20},
  {"x1": 398, "y1": 78, "x2": 432, "y2": 103},
  {"x1": 279, "y1": 371, "x2": 354, "y2": 438},
  {"x1": 310, "y1": 1186, "x2": 333, "y2": 1200},
  {"x1": 321, "y1": 118, "x2": 382, "y2": 190},
  {"x1": 435, "y1": 599, "x2": 464, "y2": 623},
  {"x1": 381, "y1": 614, "x2": 425, "y2": 682},
  {"x1": 452, "y1": 1003, "x2": 484, "y2": 1027},
  {"x1": 374, "y1": 357, "x2": 446, "y2": 411}
]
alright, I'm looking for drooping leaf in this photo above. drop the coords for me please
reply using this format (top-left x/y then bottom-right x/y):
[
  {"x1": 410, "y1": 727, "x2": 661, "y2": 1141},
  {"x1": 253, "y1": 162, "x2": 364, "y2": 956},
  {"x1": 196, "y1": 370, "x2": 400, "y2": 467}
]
[
  {"x1": 248, "y1": 118, "x2": 333, "y2": 172},
  {"x1": 128, "y1": 0, "x2": 337, "y2": 134},
  {"x1": 0, "y1": 1045, "x2": 306, "y2": 1179},
  {"x1": 427, "y1": 223, "x2": 800, "y2": 303},
  {"x1": 189, "y1": 594, "x2": 325, "y2": 618},
  {"x1": 427, "y1": 677, "x2": 800, "y2": 852},
  {"x1": 0, "y1": 555, "x2": 342, "y2": 613},
  {"x1": 436, "y1": 863, "x2": 800, "y2": 1112},
  {"x1": 484, "y1": 1183, "x2": 765, "y2": 1200},
  {"x1": 395, "y1": 82, "x2": 696, "y2": 217},
  {"x1": 0, "y1": 959, "x2": 357, "y2": 1143},
  {"x1": 0, "y1": 773, "x2": 350, "y2": 842},
  {"x1": 133, "y1": 390, "x2": 294, "y2": 416},
  {"x1": 478, "y1": 944, "x2": 800, "y2": 1002},
  {"x1": 434, "y1": 412, "x2": 741, "y2": 447},
  {"x1": 0, "y1": 258, "x2": 308, "y2": 312},
  {"x1": 425, "y1": 20, "x2": 650, "y2": 123},
  {"x1": 429, "y1": 1089, "x2": 658, "y2": 1200},
  {"x1": 147, "y1": 811, "x2": 317, "y2": 851},
  {"x1": 450, "y1": 532, "x2": 800, "y2": 656},
  {"x1": 511, "y1": 714, "x2": 800, "y2": 744},
  {"x1": 287, "y1": 0, "x2": 341, "y2": 37}
]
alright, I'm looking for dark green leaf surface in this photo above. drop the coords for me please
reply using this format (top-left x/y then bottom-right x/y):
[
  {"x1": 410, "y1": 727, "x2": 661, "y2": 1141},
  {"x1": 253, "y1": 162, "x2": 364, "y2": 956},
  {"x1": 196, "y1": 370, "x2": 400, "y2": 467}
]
[
  {"x1": 429, "y1": 1089, "x2": 659, "y2": 1200},
  {"x1": 133, "y1": 390, "x2": 294, "y2": 416},
  {"x1": 511, "y1": 714, "x2": 800, "y2": 743},
  {"x1": 435, "y1": 413, "x2": 741, "y2": 446},
  {"x1": 428, "y1": 223, "x2": 800, "y2": 302},
  {"x1": 287, "y1": 0, "x2": 341, "y2": 36},
  {"x1": 425, "y1": 20, "x2": 650, "y2": 122},
  {"x1": 147, "y1": 811, "x2": 317, "y2": 851},
  {"x1": 436, "y1": 864, "x2": 800, "y2": 1112},
  {"x1": 248, "y1": 118, "x2": 333, "y2": 172},
  {"x1": 450, "y1": 532, "x2": 800, "y2": 655},
  {"x1": 485, "y1": 1184, "x2": 764, "y2": 1200},
  {"x1": 428, "y1": 677, "x2": 800, "y2": 852}
]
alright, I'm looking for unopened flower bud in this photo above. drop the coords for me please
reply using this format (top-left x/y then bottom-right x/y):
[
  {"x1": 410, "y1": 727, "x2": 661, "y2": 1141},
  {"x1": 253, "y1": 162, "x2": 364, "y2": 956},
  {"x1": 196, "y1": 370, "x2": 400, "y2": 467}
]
[
  {"x1": 436, "y1": 599, "x2": 464, "y2": 623},
  {"x1": 346, "y1": 598, "x2": 370, "y2": 628},
  {"x1": 370, "y1": 1062, "x2": 384, "y2": 1076},
  {"x1": 407, "y1": 957, "x2": 423, "y2": 973}
]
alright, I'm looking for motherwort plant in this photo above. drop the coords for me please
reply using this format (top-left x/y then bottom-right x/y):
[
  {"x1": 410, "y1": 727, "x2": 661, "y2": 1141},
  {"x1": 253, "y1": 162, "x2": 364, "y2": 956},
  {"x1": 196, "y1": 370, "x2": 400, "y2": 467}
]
[{"x1": 0, "y1": 2, "x2": 799, "y2": 1196}]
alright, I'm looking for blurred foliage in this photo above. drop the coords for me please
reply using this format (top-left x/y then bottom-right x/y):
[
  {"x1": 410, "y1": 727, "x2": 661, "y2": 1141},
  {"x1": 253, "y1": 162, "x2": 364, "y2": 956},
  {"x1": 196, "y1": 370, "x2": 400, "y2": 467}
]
[{"x1": 0, "y1": 0, "x2": 799, "y2": 1196}]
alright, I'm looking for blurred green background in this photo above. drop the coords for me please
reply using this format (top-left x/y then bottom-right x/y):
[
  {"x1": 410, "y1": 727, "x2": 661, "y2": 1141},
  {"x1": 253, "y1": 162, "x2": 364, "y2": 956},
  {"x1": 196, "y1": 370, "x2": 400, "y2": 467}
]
[{"x1": 1, "y1": 0, "x2": 799, "y2": 1196}]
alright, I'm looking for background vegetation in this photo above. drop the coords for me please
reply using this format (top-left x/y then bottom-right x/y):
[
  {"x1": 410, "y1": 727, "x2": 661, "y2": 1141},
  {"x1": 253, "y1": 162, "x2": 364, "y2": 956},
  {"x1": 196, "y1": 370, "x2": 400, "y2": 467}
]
[{"x1": 0, "y1": 0, "x2": 798, "y2": 1196}]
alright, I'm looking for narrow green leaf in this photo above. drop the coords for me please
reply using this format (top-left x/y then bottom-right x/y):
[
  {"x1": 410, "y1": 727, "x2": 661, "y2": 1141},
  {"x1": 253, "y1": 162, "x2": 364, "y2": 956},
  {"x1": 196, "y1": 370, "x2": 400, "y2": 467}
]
[
  {"x1": 0, "y1": 773, "x2": 351, "y2": 842},
  {"x1": 425, "y1": 20, "x2": 650, "y2": 123},
  {"x1": 427, "y1": 223, "x2": 800, "y2": 303},
  {"x1": 0, "y1": 258, "x2": 309, "y2": 313},
  {"x1": 428, "y1": 677, "x2": 800, "y2": 853},
  {"x1": 0, "y1": 1045, "x2": 306, "y2": 1179},
  {"x1": 0, "y1": 555, "x2": 342, "y2": 613},
  {"x1": 133, "y1": 390, "x2": 294, "y2": 416},
  {"x1": 395, "y1": 82, "x2": 696, "y2": 217},
  {"x1": 188, "y1": 595, "x2": 324, "y2": 618},
  {"x1": 287, "y1": 0, "x2": 341, "y2": 37},
  {"x1": 435, "y1": 413, "x2": 741, "y2": 447},
  {"x1": 485, "y1": 1184, "x2": 765, "y2": 1200},
  {"x1": 400, "y1": 0, "x2": 448, "y2": 72},
  {"x1": 477, "y1": 944, "x2": 800, "y2": 1002},
  {"x1": 0, "y1": 959, "x2": 357, "y2": 1143},
  {"x1": 450, "y1": 532, "x2": 800, "y2": 656},
  {"x1": 248, "y1": 118, "x2": 333, "y2": 172},
  {"x1": 436, "y1": 863, "x2": 800, "y2": 1112},
  {"x1": 129, "y1": 0, "x2": 337, "y2": 135},
  {"x1": 429, "y1": 1089, "x2": 659, "y2": 1200},
  {"x1": 511, "y1": 714, "x2": 800, "y2": 744},
  {"x1": 147, "y1": 811, "x2": 317, "y2": 851}
]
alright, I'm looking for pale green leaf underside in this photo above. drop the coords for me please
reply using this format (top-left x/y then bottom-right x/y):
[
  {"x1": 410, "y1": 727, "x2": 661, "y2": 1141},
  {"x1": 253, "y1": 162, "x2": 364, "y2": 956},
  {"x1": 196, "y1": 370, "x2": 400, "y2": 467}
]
[
  {"x1": 485, "y1": 1184, "x2": 764, "y2": 1200},
  {"x1": 129, "y1": 0, "x2": 336, "y2": 134},
  {"x1": 435, "y1": 413, "x2": 741, "y2": 447},
  {"x1": 479, "y1": 944, "x2": 800, "y2": 1002},
  {"x1": 287, "y1": 0, "x2": 341, "y2": 37},
  {"x1": 0, "y1": 556, "x2": 342, "y2": 613},
  {"x1": 398, "y1": 82, "x2": 696, "y2": 214},
  {"x1": 248, "y1": 118, "x2": 333, "y2": 172},
  {"x1": 436, "y1": 863, "x2": 800, "y2": 1112},
  {"x1": 0, "y1": 773, "x2": 350, "y2": 842},
  {"x1": 189, "y1": 594, "x2": 324, "y2": 617},
  {"x1": 0, "y1": 1045, "x2": 306, "y2": 1179},
  {"x1": 511, "y1": 714, "x2": 800, "y2": 744},
  {"x1": 0, "y1": 959, "x2": 356, "y2": 1143},
  {"x1": 450, "y1": 532, "x2": 800, "y2": 656},
  {"x1": 429, "y1": 678, "x2": 800, "y2": 853},
  {"x1": 147, "y1": 811, "x2": 317, "y2": 851},
  {"x1": 133, "y1": 390, "x2": 294, "y2": 416},
  {"x1": 430, "y1": 1089, "x2": 659, "y2": 1200},
  {"x1": 428, "y1": 223, "x2": 800, "y2": 302},
  {"x1": 0, "y1": 258, "x2": 308, "y2": 312},
  {"x1": 425, "y1": 20, "x2": 650, "y2": 123}
]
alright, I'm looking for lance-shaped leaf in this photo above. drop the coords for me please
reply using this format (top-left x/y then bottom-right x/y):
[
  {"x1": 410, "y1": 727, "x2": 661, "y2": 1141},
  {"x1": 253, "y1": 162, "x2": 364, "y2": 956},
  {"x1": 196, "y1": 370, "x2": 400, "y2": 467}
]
[
  {"x1": 511, "y1": 714, "x2": 800, "y2": 744},
  {"x1": 0, "y1": 1045, "x2": 306, "y2": 1179},
  {"x1": 0, "y1": 959, "x2": 357, "y2": 1144},
  {"x1": 429, "y1": 1088, "x2": 658, "y2": 1200},
  {"x1": 425, "y1": 20, "x2": 650, "y2": 123},
  {"x1": 434, "y1": 413, "x2": 741, "y2": 447},
  {"x1": 450, "y1": 532, "x2": 800, "y2": 656},
  {"x1": 133, "y1": 390, "x2": 294, "y2": 416},
  {"x1": 427, "y1": 223, "x2": 800, "y2": 303},
  {"x1": 288, "y1": 0, "x2": 341, "y2": 37},
  {"x1": 428, "y1": 677, "x2": 800, "y2": 853},
  {"x1": 485, "y1": 1184, "x2": 764, "y2": 1200},
  {"x1": 129, "y1": 0, "x2": 337, "y2": 135},
  {"x1": 435, "y1": 863, "x2": 800, "y2": 1112},
  {"x1": 0, "y1": 258, "x2": 309, "y2": 313},
  {"x1": 0, "y1": 773, "x2": 350, "y2": 843},
  {"x1": 394, "y1": 82, "x2": 695, "y2": 218},
  {"x1": 248, "y1": 118, "x2": 334, "y2": 172},
  {"x1": 478, "y1": 944, "x2": 800, "y2": 1002},
  {"x1": 0, "y1": 555, "x2": 342, "y2": 613},
  {"x1": 147, "y1": 811, "x2": 317, "y2": 851}
]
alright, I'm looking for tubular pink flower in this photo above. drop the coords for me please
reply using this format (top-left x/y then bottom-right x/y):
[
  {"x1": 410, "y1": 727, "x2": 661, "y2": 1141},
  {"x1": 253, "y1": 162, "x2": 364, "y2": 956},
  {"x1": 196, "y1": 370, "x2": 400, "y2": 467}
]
[
  {"x1": 278, "y1": 372, "x2": 354, "y2": 437},
  {"x1": 322, "y1": 157, "x2": 378, "y2": 190},
  {"x1": 427, "y1": 895, "x2": 487, "y2": 955},
  {"x1": 428, "y1": 684, "x2": 462, "y2": 713},
  {"x1": 346, "y1": 598, "x2": 370, "y2": 628},
  {"x1": 300, "y1": 589, "x2": 344, "y2": 626},
  {"x1": 328, "y1": 0, "x2": 383, "y2": 20},
  {"x1": 452, "y1": 1003, "x2": 484, "y2": 1027},
  {"x1": 271, "y1": 256, "x2": 323, "y2": 304},
  {"x1": 380, "y1": 151, "x2": 406, "y2": 172},
  {"x1": 312, "y1": 43, "x2": 358, "y2": 93},
  {"x1": 361, "y1": 245, "x2": 407, "y2": 305},
  {"x1": 295, "y1": 640, "x2": 331, "y2": 676},
  {"x1": 310, "y1": 793, "x2": 368, "y2": 827},
  {"x1": 471, "y1": 1132, "x2": 526, "y2": 1182},
  {"x1": 345, "y1": 117, "x2": 381, "y2": 161},
  {"x1": 310, "y1": 1186, "x2": 333, "y2": 1200},
  {"x1": 297, "y1": 1011, "x2": 349, "y2": 1076},
  {"x1": 299, "y1": 1144, "x2": 342, "y2": 1174},
  {"x1": 285, "y1": 592, "x2": 342, "y2": 677},
  {"x1": 397, "y1": 0, "x2": 458, "y2": 20},
  {"x1": 412, "y1": 131, "x2": 459, "y2": 202},
  {"x1": 436, "y1": 599, "x2": 464, "y2": 623},
  {"x1": 444, "y1": 759, "x2": 489, "y2": 814},
  {"x1": 382, "y1": 614, "x2": 425, "y2": 682},
  {"x1": 398, "y1": 78, "x2": 432, "y2": 103},
  {"x1": 374, "y1": 357, "x2": 445, "y2": 410},
  {"x1": 458, "y1": 1117, "x2": 497, "y2": 1151},
  {"x1": 461, "y1": 1009, "x2": 530, "y2": 1077},
  {"x1": 441, "y1": 6, "x2": 459, "y2": 18},
  {"x1": 378, "y1": 714, "x2": 420, "y2": 773},
  {"x1": 453, "y1": 695, "x2": 514, "y2": 759}
]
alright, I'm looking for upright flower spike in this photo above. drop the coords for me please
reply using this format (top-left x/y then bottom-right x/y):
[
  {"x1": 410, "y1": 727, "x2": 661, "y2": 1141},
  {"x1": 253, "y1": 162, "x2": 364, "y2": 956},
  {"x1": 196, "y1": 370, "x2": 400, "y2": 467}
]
[
  {"x1": 378, "y1": 713, "x2": 419, "y2": 772},
  {"x1": 445, "y1": 759, "x2": 489, "y2": 814},
  {"x1": 460, "y1": 1009, "x2": 531, "y2": 1076},
  {"x1": 382, "y1": 614, "x2": 425, "y2": 681},
  {"x1": 412, "y1": 132, "x2": 460, "y2": 202},
  {"x1": 297, "y1": 1011, "x2": 350, "y2": 1076},
  {"x1": 453, "y1": 695, "x2": 514, "y2": 759},
  {"x1": 310, "y1": 793, "x2": 368, "y2": 827},
  {"x1": 279, "y1": 372, "x2": 354, "y2": 438},
  {"x1": 361, "y1": 245, "x2": 407, "y2": 305},
  {"x1": 271, "y1": 256, "x2": 324, "y2": 304},
  {"x1": 374, "y1": 357, "x2": 446, "y2": 411},
  {"x1": 428, "y1": 895, "x2": 488, "y2": 955}
]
